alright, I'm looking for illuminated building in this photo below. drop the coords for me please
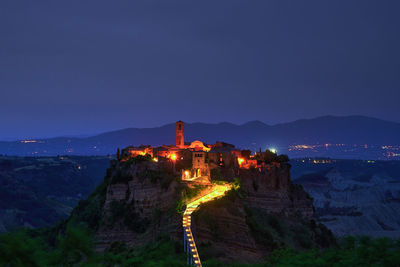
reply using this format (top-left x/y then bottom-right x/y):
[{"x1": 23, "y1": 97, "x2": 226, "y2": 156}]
[
  {"x1": 176, "y1": 120, "x2": 185, "y2": 148},
  {"x1": 120, "y1": 120, "x2": 280, "y2": 182}
]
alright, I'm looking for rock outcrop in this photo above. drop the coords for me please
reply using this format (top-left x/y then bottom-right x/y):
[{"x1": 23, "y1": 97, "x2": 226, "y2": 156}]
[
  {"x1": 93, "y1": 159, "x2": 182, "y2": 251},
  {"x1": 240, "y1": 163, "x2": 314, "y2": 217},
  {"x1": 70, "y1": 159, "x2": 335, "y2": 263},
  {"x1": 192, "y1": 163, "x2": 334, "y2": 263}
]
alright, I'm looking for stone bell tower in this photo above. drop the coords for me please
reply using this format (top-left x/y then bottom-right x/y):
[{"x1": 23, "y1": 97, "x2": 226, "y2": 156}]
[{"x1": 176, "y1": 121, "x2": 185, "y2": 148}]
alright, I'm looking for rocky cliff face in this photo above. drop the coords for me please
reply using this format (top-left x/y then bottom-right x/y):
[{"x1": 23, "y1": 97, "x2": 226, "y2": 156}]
[
  {"x1": 192, "y1": 163, "x2": 334, "y2": 263},
  {"x1": 239, "y1": 163, "x2": 314, "y2": 217},
  {"x1": 91, "y1": 159, "x2": 182, "y2": 251},
  {"x1": 70, "y1": 159, "x2": 334, "y2": 263}
]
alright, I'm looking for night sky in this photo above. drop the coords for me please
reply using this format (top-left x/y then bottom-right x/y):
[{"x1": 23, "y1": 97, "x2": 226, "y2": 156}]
[{"x1": 1, "y1": 0, "x2": 399, "y2": 140}]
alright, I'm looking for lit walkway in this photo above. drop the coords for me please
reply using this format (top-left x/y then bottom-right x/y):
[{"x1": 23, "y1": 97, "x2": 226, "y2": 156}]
[
  {"x1": 182, "y1": 184, "x2": 232, "y2": 266},
  {"x1": 182, "y1": 175, "x2": 203, "y2": 182}
]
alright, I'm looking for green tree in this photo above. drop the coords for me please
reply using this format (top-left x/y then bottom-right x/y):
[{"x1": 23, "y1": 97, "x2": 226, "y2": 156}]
[{"x1": 0, "y1": 230, "x2": 47, "y2": 267}]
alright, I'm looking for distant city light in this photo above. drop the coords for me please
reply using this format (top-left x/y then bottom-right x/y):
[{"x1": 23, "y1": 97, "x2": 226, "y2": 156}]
[{"x1": 170, "y1": 154, "x2": 177, "y2": 161}]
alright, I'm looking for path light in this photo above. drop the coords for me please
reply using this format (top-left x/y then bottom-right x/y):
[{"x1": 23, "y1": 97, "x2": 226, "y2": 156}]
[{"x1": 182, "y1": 183, "x2": 233, "y2": 267}]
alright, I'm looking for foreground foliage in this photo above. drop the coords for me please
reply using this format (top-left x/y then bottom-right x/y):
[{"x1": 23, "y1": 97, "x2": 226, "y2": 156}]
[
  {"x1": 0, "y1": 224, "x2": 186, "y2": 267},
  {"x1": 203, "y1": 236, "x2": 400, "y2": 267},
  {"x1": 1, "y1": 224, "x2": 399, "y2": 267}
]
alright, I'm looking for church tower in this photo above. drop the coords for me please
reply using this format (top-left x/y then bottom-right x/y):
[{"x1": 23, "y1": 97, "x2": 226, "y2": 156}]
[{"x1": 176, "y1": 121, "x2": 184, "y2": 148}]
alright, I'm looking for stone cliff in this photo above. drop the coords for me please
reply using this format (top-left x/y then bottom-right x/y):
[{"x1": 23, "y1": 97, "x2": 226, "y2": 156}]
[
  {"x1": 68, "y1": 157, "x2": 183, "y2": 252},
  {"x1": 192, "y1": 163, "x2": 334, "y2": 263},
  {"x1": 240, "y1": 163, "x2": 314, "y2": 217},
  {"x1": 69, "y1": 158, "x2": 335, "y2": 263}
]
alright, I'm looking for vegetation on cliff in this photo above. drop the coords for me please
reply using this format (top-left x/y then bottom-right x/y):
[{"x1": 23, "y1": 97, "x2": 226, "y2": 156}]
[
  {"x1": 175, "y1": 184, "x2": 208, "y2": 214},
  {"x1": 68, "y1": 170, "x2": 111, "y2": 230},
  {"x1": 245, "y1": 207, "x2": 335, "y2": 250},
  {"x1": 253, "y1": 150, "x2": 290, "y2": 164}
]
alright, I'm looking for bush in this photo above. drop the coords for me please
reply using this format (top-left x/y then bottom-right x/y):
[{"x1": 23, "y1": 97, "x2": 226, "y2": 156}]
[
  {"x1": 0, "y1": 226, "x2": 189, "y2": 266},
  {"x1": 268, "y1": 236, "x2": 400, "y2": 267},
  {"x1": 121, "y1": 154, "x2": 152, "y2": 165},
  {"x1": 0, "y1": 230, "x2": 47, "y2": 267},
  {"x1": 175, "y1": 184, "x2": 207, "y2": 214},
  {"x1": 0, "y1": 227, "x2": 399, "y2": 266},
  {"x1": 70, "y1": 177, "x2": 110, "y2": 229}
]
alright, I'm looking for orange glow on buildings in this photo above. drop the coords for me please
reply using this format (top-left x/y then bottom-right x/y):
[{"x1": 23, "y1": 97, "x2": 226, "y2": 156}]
[
  {"x1": 184, "y1": 170, "x2": 190, "y2": 179},
  {"x1": 121, "y1": 121, "x2": 282, "y2": 176}
]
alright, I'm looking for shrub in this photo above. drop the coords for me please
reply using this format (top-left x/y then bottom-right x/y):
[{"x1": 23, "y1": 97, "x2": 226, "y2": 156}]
[
  {"x1": 175, "y1": 184, "x2": 207, "y2": 214},
  {"x1": 0, "y1": 230, "x2": 47, "y2": 267},
  {"x1": 70, "y1": 177, "x2": 110, "y2": 229}
]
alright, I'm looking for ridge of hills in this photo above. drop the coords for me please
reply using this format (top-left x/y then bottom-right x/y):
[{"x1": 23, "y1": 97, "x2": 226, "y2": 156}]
[{"x1": 1, "y1": 115, "x2": 399, "y2": 158}]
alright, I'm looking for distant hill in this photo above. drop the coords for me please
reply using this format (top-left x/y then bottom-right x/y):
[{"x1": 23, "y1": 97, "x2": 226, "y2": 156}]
[
  {"x1": 0, "y1": 116, "x2": 399, "y2": 159},
  {"x1": 0, "y1": 156, "x2": 110, "y2": 232}
]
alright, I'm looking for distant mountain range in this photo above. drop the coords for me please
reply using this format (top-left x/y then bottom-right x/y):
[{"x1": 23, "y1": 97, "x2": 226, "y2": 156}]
[{"x1": 1, "y1": 116, "x2": 400, "y2": 159}]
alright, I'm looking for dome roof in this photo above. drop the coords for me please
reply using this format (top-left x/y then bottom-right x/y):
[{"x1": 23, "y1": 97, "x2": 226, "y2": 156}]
[{"x1": 189, "y1": 140, "x2": 210, "y2": 151}]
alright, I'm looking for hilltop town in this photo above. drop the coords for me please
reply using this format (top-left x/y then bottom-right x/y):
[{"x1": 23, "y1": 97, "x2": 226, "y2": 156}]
[{"x1": 119, "y1": 121, "x2": 289, "y2": 185}]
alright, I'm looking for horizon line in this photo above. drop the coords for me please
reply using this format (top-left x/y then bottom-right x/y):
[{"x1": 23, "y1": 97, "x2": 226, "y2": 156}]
[{"x1": 0, "y1": 114, "x2": 398, "y2": 142}]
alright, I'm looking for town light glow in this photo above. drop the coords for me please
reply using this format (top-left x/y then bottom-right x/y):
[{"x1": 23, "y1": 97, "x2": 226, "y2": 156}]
[
  {"x1": 170, "y1": 153, "x2": 177, "y2": 161},
  {"x1": 238, "y1": 157, "x2": 244, "y2": 165},
  {"x1": 270, "y1": 148, "x2": 277, "y2": 154},
  {"x1": 152, "y1": 157, "x2": 158, "y2": 162}
]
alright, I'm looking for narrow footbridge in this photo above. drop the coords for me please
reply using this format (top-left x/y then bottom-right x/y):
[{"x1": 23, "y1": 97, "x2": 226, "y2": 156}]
[{"x1": 182, "y1": 184, "x2": 232, "y2": 266}]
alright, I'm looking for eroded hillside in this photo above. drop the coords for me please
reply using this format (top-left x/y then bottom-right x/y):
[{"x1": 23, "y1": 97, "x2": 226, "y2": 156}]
[
  {"x1": 69, "y1": 155, "x2": 335, "y2": 264},
  {"x1": 292, "y1": 159, "x2": 400, "y2": 238}
]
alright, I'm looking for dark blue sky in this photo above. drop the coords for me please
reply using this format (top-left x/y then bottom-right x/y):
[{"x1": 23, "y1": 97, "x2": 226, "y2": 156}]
[{"x1": 1, "y1": 0, "x2": 399, "y2": 140}]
